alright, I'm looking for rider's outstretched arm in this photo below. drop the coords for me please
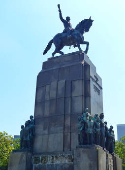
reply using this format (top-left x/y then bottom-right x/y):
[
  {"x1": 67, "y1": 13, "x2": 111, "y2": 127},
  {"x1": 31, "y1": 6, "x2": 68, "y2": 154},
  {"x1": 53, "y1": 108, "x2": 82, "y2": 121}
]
[{"x1": 57, "y1": 4, "x2": 65, "y2": 23}]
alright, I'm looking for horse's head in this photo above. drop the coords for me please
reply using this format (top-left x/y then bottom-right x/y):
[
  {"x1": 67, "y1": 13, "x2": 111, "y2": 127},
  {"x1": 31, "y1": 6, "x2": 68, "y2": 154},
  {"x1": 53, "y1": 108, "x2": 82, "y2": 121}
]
[
  {"x1": 75, "y1": 17, "x2": 94, "y2": 34},
  {"x1": 84, "y1": 17, "x2": 94, "y2": 32}
]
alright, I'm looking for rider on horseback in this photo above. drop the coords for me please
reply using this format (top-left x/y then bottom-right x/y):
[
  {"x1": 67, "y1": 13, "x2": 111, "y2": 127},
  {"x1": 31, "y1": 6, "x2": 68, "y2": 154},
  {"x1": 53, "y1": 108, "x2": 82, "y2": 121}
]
[
  {"x1": 43, "y1": 6, "x2": 93, "y2": 57},
  {"x1": 58, "y1": 4, "x2": 73, "y2": 38}
]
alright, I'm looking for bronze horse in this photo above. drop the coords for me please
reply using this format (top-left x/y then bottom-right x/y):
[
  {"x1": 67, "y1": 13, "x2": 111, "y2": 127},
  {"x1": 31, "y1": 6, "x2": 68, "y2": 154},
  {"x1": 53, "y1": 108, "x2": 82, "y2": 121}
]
[{"x1": 43, "y1": 17, "x2": 93, "y2": 57}]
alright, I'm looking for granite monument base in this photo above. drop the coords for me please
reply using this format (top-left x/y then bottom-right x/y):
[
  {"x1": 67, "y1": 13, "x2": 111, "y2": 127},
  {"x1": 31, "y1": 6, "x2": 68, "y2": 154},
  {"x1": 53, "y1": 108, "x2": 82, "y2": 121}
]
[
  {"x1": 8, "y1": 151, "x2": 32, "y2": 170},
  {"x1": 74, "y1": 146, "x2": 123, "y2": 170},
  {"x1": 74, "y1": 145, "x2": 107, "y2": 170},
  {"x1": 113, "y1": 154, "x2": 123, "y2": 170},
  {"x1": 8, "y1": 147, "x2": 122, "y2": 170}
]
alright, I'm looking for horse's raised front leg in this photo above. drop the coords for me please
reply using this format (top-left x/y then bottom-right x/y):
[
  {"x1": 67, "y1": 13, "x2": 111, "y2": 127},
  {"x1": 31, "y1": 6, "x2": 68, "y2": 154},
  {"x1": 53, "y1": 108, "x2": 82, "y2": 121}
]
[{"x1": 82, "y1": 41, "x2": 89, "y2": 54}]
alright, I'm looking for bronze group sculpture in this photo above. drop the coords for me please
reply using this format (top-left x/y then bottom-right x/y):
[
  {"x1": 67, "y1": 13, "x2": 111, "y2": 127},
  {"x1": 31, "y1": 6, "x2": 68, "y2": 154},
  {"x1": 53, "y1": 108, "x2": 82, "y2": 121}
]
[
  {"x1": 20, "y1": 115, "x2": 35, "y2": 151},
  {"x1": 43, "y1": 4, "x2": 93, "y2": 57},
  {"x1": 78, "y1": 108, "x2": 115, "y2": 154}
]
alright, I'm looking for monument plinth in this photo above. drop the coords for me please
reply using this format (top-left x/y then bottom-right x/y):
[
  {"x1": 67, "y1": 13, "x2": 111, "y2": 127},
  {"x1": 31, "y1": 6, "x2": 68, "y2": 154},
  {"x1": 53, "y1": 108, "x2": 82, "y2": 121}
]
[
  {"x1": 33, "y1": 52, "x2": 103, "y2": 154},
  {"x1": 8, "y1": 52, "x2": 123, "y2": 170}
]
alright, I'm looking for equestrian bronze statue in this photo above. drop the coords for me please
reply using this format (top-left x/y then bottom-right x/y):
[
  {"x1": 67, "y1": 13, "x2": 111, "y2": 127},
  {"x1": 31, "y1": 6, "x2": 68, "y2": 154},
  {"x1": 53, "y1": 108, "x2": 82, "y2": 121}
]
[{"x1": 43, "y1": 4, "x2": 94, "y2": 57}]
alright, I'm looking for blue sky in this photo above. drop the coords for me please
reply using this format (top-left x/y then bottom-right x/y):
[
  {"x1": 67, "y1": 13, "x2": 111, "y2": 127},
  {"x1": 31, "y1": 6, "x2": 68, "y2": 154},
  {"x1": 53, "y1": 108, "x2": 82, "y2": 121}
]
[{"x1": 0, "y1": 0, "x2": 125, "y2": 140}]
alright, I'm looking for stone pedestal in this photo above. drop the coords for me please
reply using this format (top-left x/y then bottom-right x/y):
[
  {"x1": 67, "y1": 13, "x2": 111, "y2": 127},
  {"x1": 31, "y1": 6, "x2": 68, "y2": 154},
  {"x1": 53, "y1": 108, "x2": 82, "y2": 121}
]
[
  {"x1": 106, "y1": 152, "x2": 113, "y2": 170},
  {"x1": 33, "y1": 52, "x2": 103, "y2": 154},
  {"x1": 113, "y1": 154, "x2": 123, "y2": 170},
  {"x1": 74, "y1": 146, "x2": 106, "y2": 170},
  {"x1": 8, "y1": 52, "x2": 123, "y2": 170},
  {"x1": 8, "y1": 152, "x2": 32, "y2": 170}
]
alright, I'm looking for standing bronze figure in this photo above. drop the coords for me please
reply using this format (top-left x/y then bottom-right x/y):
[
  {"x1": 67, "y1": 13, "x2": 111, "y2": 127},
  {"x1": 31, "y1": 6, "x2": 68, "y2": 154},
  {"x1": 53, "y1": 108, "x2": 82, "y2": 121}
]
[
  {"x1": 107, "y1": 126, "x2": 115, "y2": 154},
  {"x1": 43, "y1": 4, "x2": 93, "y2": 57},
  {"x1": 99, "y1": 113, "x2": 105, "y2": 149},
  {"x1": 78, "y1": 116, "x2": 84, "y2": 145},
  {"x1": 86, "y1": 116, "x2": 94, "y2": 145}
]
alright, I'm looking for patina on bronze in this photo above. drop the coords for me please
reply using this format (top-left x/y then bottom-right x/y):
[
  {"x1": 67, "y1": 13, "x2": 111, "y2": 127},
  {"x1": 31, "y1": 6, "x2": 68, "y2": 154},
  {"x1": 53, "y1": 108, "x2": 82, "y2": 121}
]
[
  {"x1": 78, "y1": 109, "x2": 115, "y2": 154},
  {"x1": 20, "y1": 115, "x2": 35, "y2": 151},
  {"x1": 43, "y1": 4, "x2": 93, "y2": 57}
]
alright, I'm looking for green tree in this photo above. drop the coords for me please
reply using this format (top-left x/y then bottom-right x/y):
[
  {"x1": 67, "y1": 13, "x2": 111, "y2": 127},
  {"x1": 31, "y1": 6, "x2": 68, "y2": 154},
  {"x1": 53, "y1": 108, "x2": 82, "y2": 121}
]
[
  {"x1": 0, "y1": 131, "x2": 20, "y2": 170},
  {"x1": 13, "y1": 138, "x2": 20, "y2": 150},
  {"x1": 115, "y1": 136, "x2": 125, "y2": 170}
]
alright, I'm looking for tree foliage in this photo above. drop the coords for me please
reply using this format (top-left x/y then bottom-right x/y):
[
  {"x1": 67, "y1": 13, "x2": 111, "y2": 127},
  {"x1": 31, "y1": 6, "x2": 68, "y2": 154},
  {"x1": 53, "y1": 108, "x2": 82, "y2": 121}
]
[
  {"x1": 115, "y1": 136, "x2": 125, "y2": 170},
  {"x1": 0, "y1": 131, "x2": 20, "y2": 170}
]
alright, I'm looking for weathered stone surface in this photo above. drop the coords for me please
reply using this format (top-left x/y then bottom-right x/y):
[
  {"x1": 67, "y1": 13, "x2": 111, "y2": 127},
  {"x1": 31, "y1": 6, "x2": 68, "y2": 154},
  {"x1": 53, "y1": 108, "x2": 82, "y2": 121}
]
[
  {"x1": 82, "y1": 96, "x2": 85, "y2": 112},
  {"x1": 90, "y1": 79, "x2": 103, "y2": 115},
  {"x1": 84, "y1": 80, "x2": 90, "y2": 97},
  {"x1": 98, "y1": 148, "x2": 106, "y2": 170},
  {"x1": 64, "y1": 133, "x2": 71, "y2": 151},
  {"x1": 44, "y1": 100, "x2": 50, "y2": 116},
  {"x1": 48, "y1": 133, "x2": 63, "y2": 152},
  {"x1": 35, "y1": 118, "x2": 44, "y2": 135},
  {"x1": 57, "y1": 80, "x2": 65, "y2": 98},
  {"x1": 62, "y1": 164, "x2": 74, "y2": 170},
  {"x1": 36, "y1": 86, "x2": 46, "y2": 102},
  {"x1": 63, "y1": 53, "x2": 79, "y2": 64},
  {"x1": 59, "y1": 67, "x2": 70, "y2": 80},
  {"x1": 74, "y1": 146, "x2": 107, "y2": 170},
  {"x1": 37, "y1": 69, "x2": 59, "y2": 86},
  {"x1": 106, "y1": 153, "x2": 113, "y2": 170},
  {"x1": 70, "y1": 64, "x2": 83, "y2": 80},
  {"x1": 51, "y1": 69, "x2": 59, "y2": 82},
  {"x1": 41, "y1": 135, "x2": 49, "y2": 152},
  {"x1": 35, "y1": 117, "x2": 49, "y2": 135},
  {"x1": 56, "y1": 98, "x2": 64, "y2": 115},
  {"x1": 50, "y1": 99, "x2": 56, "y2": 115},
  {"x1": 53, "y1": 57, "x2": 62, "y2": 67},
  {"x1": 45, "y1": 85, "x2": 50, "y2": 100},
  {"x1": 71, "y1": 114, "x2": 79, "y2": 133},
  {"x1": 113, "y1": 154, "x2": 122, "y2": 170},
  {"x1": 64, "y1": 97, "x2": 71, "y2": 115},
  {"x1": 72, "y1": 96, "x2": 83, "y2": 114},
  {"x1": 33, "y1": 135, "x2": 50, "y2": 153},
  {"x1": 65, "y1": 80, "x2": 71, "y2": 97},
  {"x1": 33, "y1": 135, "x2": 49, "y2": 153},
  {"x1": 84, "y1": 64, "x2": 90, "y2": 80},
  {"x1": 71, "y1": 133, "x2": 78, "y2": 150},
  {"x1": 72, "y1": 80, "x2": 83, "y2": 97},
  {"x1": 50, "y1": 81, "x2": 57, "y2": 99},
  {"x1": 48, "y1": 115, "x2": 64, "y2": 134},
  {"x1": 8, "y1": 152, "x2": 32, "y2": 170},
  {"x1": 64, "y1": 115, "x2": 70, "y2": 132},
  {"x1": 74, "y1": 147, "x2": 98, "y2": 170},
  {"x1": 37, "y1": 71, "x2": 51, "y2": 87},
  {"x1": 33, "y1": 164, "x2": 46, "y2": 170},
  {"x1": 34, "y1": 102, "x2": 45, "y2": 117},
  {"x1": 33, "y1": 135, "x2": 43, "y2": 153}
]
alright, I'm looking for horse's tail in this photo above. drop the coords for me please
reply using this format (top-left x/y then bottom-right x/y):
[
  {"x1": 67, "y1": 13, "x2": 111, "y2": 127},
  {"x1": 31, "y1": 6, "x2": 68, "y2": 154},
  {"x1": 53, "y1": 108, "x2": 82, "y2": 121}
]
[{"x1": 43, "y1": 39, "x2": 53, "y2": 55}]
